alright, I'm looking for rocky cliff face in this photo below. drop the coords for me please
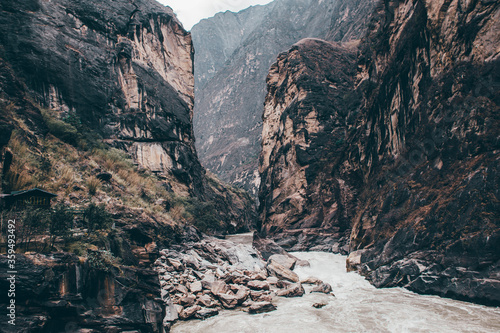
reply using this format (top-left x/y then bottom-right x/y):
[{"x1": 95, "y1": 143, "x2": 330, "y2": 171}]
[
  {"x1": 1, "y1": 0, "x2": 202, "y2": 194},
  {"x1": 0, "y1": 252, "x2": 164, "y2": 332},
  {"x1": 0, "y1": 0, "x2": 256, "y2": 230},
  {"x1": 259, "y1": 38, "x2": 361, "y2": 251},
  {"x1": 260, "y1": 0, "x2": 499, "y2": 305},
  {"x1": 192, "y1": 0, "x2": 352, "y2": 198},
  {"x1": 347, "y1": 0, "x2": 500, "y2": 306},
  {"x1": 191, "y1": 5, "x2": 271, "y2": 91}
]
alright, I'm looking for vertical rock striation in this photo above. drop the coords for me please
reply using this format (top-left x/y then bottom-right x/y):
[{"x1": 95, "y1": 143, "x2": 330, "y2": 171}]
[{"x1": 347, "y1": 0, "x2": 500, "y2": 305}]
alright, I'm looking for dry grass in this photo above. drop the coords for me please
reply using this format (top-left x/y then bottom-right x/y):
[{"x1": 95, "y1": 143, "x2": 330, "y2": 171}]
[
  {"x1": 86, "y1": 176, "x2": 101, "y2": 196},
  {"x1": 5, "y1": 170, "x2": 33, "y2": 191},
  {"x1": 59, "y1": 166, "x2": 75, "y2": 183},
  {"x1": 169, "y1": 205, "x2": 185, "y2": 222}
]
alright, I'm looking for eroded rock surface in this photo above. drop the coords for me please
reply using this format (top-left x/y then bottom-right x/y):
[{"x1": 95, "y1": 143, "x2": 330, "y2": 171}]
[
  {"x1": 0, "y1": 252, "x2": 164, "y2": 332},
  {"x1": 259, "y1": 38, "x2": 361, "y2": 252}
]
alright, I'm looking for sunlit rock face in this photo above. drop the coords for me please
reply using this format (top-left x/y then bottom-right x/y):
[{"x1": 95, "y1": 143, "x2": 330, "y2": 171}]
[
  {"x1": 259, "y1": 0, "x2": 500, "y2": 305},
  {"x1": 0, "y1": 0, "x2": 204, "y2": 195}
]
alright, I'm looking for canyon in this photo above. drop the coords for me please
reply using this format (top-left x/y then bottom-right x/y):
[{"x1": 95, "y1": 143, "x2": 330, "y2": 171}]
[{"x1": 0, "y1": 0, "x2": 498, "y2": 332}]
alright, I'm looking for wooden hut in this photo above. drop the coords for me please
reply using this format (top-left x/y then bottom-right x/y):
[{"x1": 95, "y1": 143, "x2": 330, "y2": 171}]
[{"x1": 3, "y1": 188, "x2": 57, "y2": 209}]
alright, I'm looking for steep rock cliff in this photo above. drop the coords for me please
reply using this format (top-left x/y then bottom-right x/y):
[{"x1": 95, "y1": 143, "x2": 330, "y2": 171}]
[
  {"x1": 0, "y1": 0, "x2": 201, "y2": 194},
  {"x1": 259, "y1": 0, "x2": 500, "y2": 305},
  {"x1": 0, "y1": 0, "x2": 256, "y2": 231},
  {"x1": 0, "y1": 252, "x2": 164, "y2": 332},
  {"x1": 191, "y1": 5, "x2": 271, "y2": 91},
  {"x1": 259, "y1": 39, "x2": 361, "y2": 251},
  {"x1": 192, "y1": 0, "x2": 356, "y2": 198},
  {"x1": 347, "y1": 0, "x2": 500, "y2": 305}
]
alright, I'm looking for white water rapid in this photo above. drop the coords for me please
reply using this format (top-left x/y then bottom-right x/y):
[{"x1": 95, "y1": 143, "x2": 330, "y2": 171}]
[{"x1": 171, "y1": 251, "x2": 500, "y2": 333}]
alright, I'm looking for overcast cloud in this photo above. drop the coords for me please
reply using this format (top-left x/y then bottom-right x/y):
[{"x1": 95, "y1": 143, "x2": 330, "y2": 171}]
[{"x1": 157, "y1": 0, "x2": 273, "y2": 30}]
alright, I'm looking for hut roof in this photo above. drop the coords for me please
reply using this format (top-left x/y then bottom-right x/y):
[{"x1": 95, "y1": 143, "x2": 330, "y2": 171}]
[{"x1": 8, "y1": 188, "x2": 58, "y2": 198}]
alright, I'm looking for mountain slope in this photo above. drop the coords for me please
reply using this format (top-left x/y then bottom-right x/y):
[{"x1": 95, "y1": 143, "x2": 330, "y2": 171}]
[{"x1": 0, "y1": 1, "x2": 257, "y2": 329}]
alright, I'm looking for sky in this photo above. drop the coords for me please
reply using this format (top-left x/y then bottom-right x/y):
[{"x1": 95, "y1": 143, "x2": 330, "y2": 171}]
[{"x1": 157, "y1": 0, "x2": 274, "y2": 30}]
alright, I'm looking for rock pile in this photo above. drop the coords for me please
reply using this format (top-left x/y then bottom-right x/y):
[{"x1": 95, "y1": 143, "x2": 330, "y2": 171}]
[{"x1": 154, "y1": 236, "x2": 334, "y2": 329}]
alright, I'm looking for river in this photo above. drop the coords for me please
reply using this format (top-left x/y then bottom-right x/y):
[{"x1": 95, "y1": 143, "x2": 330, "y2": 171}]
[{"x1": 171, "y1": 251, "x2": 500, "y2": 333}]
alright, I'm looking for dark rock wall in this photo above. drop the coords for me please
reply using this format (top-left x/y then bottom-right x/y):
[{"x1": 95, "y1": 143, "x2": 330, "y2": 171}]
[
  {"x1": 258, "y1": 39, "x2": 361, "y2": 251},
  {"x1": 0, "y1": 253, "x2": 164, "y2": 332},
  {"x1": 347, "y1": 0, "x2": 500, "y2": 305}
]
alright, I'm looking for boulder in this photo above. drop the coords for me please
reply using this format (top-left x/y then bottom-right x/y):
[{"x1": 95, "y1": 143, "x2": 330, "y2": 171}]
[
  {"x1": 301, "y1": 277, "x2": 322, "y2": 285},
  {"x1": 179, "y1": 305, "x2": 201, "y2": 320},
  {"x1": 250, "y1": 290, "x2": 272, "y2": 302},
  {"x1": 218, "y1": 293, "x2": 238, "y2": 309},
  {"x1": 168, "y1": 258, "x2": 184, "y2": 271},
  {"x1": 267, "y1": 276, "x2": 279, "y2": 285},
  {"x1": 251, "y1": 271, "x2": 268, "y2": 281},
  {"x1": 276, "y1": 280, "x2": 292, "y2": 289},
  {"x1": 174, "y1": 285, "x2": 188, "y2": 295},
  {"x1": 247, "y1": 280, "x2": 270, "y2": 290},
  {"x1": 210, "y1": 280, "x2": 229, "y2": 295},
  {"x1": 201, "y1": 273, "x2": 216, "y2": 289},
  {"x1": 266, "y1": 259, "x2": 299, "y2": 282},
  {"x1": 234, "y1": 286, "x2": 250, "y2": 304},
  {"x1": 268, "y1": 254, "x2": 297, "y2": 270},
  {"x1": 195, "y1": 307, "x2": 219, "y2": 320},
  {"x1": 312, "y1": 302, "x2": 327, "y2": 309},
  {"x1": 276, "y1": 283, "x2": 305, "y2": 297},
  {"x1": 242, "y1": 299, "x2": 254, "y2": 307},
  {"x1": 228, "y1": 270, "x2": 251, "y2": 284},
  {"x1": 296, "y1": 260, "x2": 311, "y2": 267},
  {"x1": 311, "y1": 282, "x2": 332, "y2": 294},
  {"x1": 196, "y1": 294, "x2": 215, "y2": 308},
  {"x1": 179, "y1": 295, "x2": 196, "y2": 307},
  {"x1": 189, "y1": 281, "x2": 203, "y2": 294},
  {"x1": 249, "y1": 302, "x2": 277, "y2": 314},
  {"x1": 163, "y1": 298, "x2": 178, "y2": 323}
]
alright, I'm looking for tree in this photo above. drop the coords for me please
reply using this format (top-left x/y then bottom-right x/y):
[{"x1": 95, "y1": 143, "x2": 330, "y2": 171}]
[
  {"x1": 83, "y1": 202, "x2": 112, "y2": 234},
  {"x1": 20, "y1": 208, "x2": 49, "y2": 251},
  {"x1": 49, "y1": 204, "x2": 73, "y2": 249}
]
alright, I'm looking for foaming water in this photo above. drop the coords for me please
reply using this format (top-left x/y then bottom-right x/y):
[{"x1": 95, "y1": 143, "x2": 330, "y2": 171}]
[{"x1": 172, "y1": 252, "x2": 500, "y2": 333}]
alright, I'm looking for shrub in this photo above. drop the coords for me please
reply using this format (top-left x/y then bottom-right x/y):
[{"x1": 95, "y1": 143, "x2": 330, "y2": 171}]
[
  {"x1": 49, "y1": 204, "x2": 74, "y2": 247},
  {"x1": 59, "y1": 166, "x2": 75, "y2": 183},
  {"x1": 83, "y1": 202, "x2": 113, "y2": 234},
  {"x1": 4, "y1": 170, "x2": 33, "y2": 192},
  {"x1": 43, "y1": 114, "x2": 80, "y2": 145},
  {"x1": 86, "y1": 250, "x2": 121, "y2": 272},
  {"x1": 19, "y1": 208, "x2": 49, "y2": 251},
  {"x1": 169, "y1": 195, "x2": 221, "y2": 233},
  {"x1": 86, "y1": 176, "x2": 101, "y2": 195}
]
